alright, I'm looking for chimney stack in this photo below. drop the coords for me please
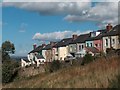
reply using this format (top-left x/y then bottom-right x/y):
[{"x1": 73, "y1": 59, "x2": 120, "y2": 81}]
[
  {"x1": 33, "y1": 43, "x2": 37, "y2": 50},
  {"x1": 106, "y1": 23, "x2": 113, "y2": 32},
  {"x1": 50, "y1": 41, "x2": 56, "y2": 46},
  {"x1": 42, "y1": 43, "x2": 46, "y2": 47},
  {"x1": 72, "y1": 34, "x2": 78, "y2": 40}
]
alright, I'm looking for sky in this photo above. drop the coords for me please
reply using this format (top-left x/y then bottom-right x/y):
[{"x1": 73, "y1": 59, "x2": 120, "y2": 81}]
[{"x1": 1, "y1": 0, "x2": 119, "y2": 56}]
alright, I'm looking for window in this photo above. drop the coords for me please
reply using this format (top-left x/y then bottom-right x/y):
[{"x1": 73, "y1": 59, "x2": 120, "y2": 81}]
[
  {"x1": 105, "y1": 39, "x2": 108, "y2": 46},
  {"x1": 79, "y1": 45, "x2": 84, "y2": 50},
  {"x1": 112, "y1": 39, "x2": 115, "y2": 44},
  {"x1": 90, "y1": 43, "x2": 93, "y2": 47},
  {"x1": 79, "y1": 45, "x2": 81, "y2": 50},
  {"x1": 86, "y1": 43, "x2": 89, "y2": 47},
  {"x1": 82, "y1": 45, "x2": 84, "y2": 49}
]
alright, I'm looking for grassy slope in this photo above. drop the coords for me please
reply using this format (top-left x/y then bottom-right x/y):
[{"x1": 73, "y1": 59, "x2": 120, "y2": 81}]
[{"x1": 3, "y1": 56, "x2": 120, "y2": 88}]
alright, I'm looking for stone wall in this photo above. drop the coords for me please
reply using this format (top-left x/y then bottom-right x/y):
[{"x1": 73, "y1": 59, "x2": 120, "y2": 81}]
[{"x1": 19, "y1": 65, "x2": 45, "y2": 78}]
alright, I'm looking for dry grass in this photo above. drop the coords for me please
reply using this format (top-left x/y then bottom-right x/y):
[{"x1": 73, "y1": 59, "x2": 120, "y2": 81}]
[{"x1": 3, "y1": 55, "x2": 120, "y2": 88}]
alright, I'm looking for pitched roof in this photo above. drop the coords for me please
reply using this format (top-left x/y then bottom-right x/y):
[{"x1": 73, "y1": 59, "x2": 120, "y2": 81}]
[
  {"x1": 85, "y1": 29, "x2": 108, "y2": 41},
  {"x1": 85, "y1": 47, "x2": 99, "y2": 53},
  {"x1": 103, "y1": 24, "x2": 120, "y2": 37},
  {"x1": 29, "y1": 45, "x2": 43, "y2": 54},
  {"x1": 82, "y1": 24, "x2": 119, "y2": 41},
  {"x1": 86, "y1": 33, "x2": 104, "y2": 41},
  {"x1": 42, "y1": 44, "x2": 51, "y2": 50},
  {"x1": 56, "y1": 38, "x2": 72, "y2": 47},
  {"x1": 42, "y1": 42, "x2": 57, "y2": 50},
  {"x1": 36, "y1": 54, "x2": 44, "y2": 59},
  {"x1": 22, "y1": 57, "x2": 30, "y2": 62},
  {"x1": 70, "y1": 33, "x2": 90, "y2": 44}
]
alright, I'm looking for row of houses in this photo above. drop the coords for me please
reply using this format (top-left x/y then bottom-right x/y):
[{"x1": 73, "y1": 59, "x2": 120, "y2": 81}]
[{"x1": 21, "y1": 24, "x2": 120, "y2": 67}]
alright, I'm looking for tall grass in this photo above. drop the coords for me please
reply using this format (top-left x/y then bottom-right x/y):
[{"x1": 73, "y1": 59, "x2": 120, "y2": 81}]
[{"x1": 3, "y1": 55, "x2": 119, "y2": 88}]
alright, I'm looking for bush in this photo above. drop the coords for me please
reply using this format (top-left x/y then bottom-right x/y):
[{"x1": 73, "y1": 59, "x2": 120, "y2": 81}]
[
  {"x1": 108, "y1": 75, "x2": 120, "y2": 88},
  {"x1": 2, "y1": 62, "x2": 14, "y2": 83},
  {"x1": 106, "y1": 47, "x2": 116, "y2": 55},
  {"x1": 48, "y1": 60, "x2": 61, "y2": 73},
  {"x1": 2, "y1": 60, "x2": 19, "y2": 83},
  {"x1": 81, "y1": 53, "x2": 94, "y2": 65}
]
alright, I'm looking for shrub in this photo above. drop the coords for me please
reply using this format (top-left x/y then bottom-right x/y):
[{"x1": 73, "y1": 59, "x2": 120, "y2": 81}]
[
  {"x1": 2, "y1": 60, "x2": 19, "y2": 83},
  {"x1": 108, "y1": 75, "x2": 120, "y2": 88},
  {"x1": 81, "y1": 53, "x2": 94, "y2": 65},
  {"x1": 106, "y1": 47, "x2": 116, "y2": 55},
  {"x1": 49, "y1": 60, "x2": 61, "y2": 73}
]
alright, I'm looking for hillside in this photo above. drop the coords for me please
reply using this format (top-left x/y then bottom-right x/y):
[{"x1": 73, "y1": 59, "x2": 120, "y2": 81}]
[{"x1": 3, "y1": 55, "x2": 120, "y2": 88}]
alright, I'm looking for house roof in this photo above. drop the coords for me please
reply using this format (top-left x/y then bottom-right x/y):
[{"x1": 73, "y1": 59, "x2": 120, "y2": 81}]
[
  {"x1": 85, "y1": 29, "x2": 108, "y2": 41},
  {"x1": 103, "y1": 24, "x2": 120, "y2": 37},
  {"x1": 56, "y1": 38, "x2": 72, "y2": 47},
  {"x1": 22, "y1": 57, "x2": 30, "y2": 62},
  {"x1": 86, "y1": 33, "x2": 104, "y2": 41},
  {"x1": 42, "y1": 42, "x2": 57, "y2": 50},
  {"x1": 28, "y1": 45, "x2": 43, "y2": 54},
  {"x1": 42, "y1": 44, "x2": 51, "y2": 50},
  {"x1": 36, "y1": 54, "x2": 44, "y2": 59},
  {"x1": 69, "y1": 33, "x2": 90, "y2": 44},
  {"x1": 85, "y1": 47, "x2": 99, "y2": 53}
]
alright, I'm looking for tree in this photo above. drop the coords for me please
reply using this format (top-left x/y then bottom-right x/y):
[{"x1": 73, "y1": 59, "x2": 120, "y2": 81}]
[
  {"x1": 1, "y1": 41, "x2": 18, "y2": 83},
  {"x1": 2, "y1": 41, "x2": 15, "y2": 62},
  {"x1": 2, "y1": 40, "x2": 15, "y2": 54}
]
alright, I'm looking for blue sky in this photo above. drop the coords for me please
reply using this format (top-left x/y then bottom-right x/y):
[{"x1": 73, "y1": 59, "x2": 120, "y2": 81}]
[{"x1": 2, "y1": 1, "x2": 118, "y2": 56}]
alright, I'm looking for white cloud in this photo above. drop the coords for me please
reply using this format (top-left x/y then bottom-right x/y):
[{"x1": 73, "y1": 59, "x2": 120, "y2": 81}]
[
  {"x1": 3, "y1": 0, "x2": 92, "y2": 2},
  {"x1": 3, "y1": 2, "x2": 91, "y2": 15},
  {"x1": 64, "y1": 2, "x2": 118, "y2": 28},
  {"x1": 2, "y1": 2, "x2": 119, "y2": 28},
  {"x1": 2, "y1": 0, "x2": 120, "y2": 2},
  {"x1": 32, "y1": 30, "x2": 92, "y2": 41}
]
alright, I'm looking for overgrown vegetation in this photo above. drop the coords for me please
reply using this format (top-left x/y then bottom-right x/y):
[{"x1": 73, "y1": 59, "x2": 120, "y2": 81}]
[
  {"x1": 47, "y1": 60, "x2": 61, "y2": 73},
  {"x1": 2, "y1": 60, "x2": 19, "y2": 83},
  {"x1": 108, "y1": 74, "x2": 120, "y2": 88},
  {"x1": 106, "y1": 47, "x2": 116, "y2": 55},
  {"x1": 2, "y1": 41, "x2": 19, "y2": 83},
  {"x1": 3, "y1": 55, "x2": 119, "y2": 88},
  {"x1": 81, "y1": 53, "x2": 94, "y2": 65}
]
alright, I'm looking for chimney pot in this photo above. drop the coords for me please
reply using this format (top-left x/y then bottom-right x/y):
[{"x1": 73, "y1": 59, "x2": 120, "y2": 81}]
[
  {"x1": 106, "y1": 23, "x2": 113, "y2": 31},
  {"x1": 42, "y1": 44, "x2": 46, "y2": 47},
  {"x1": 33, "y1": 44, "x2": 37, "y2": 50},
  {"x1": 50, "y1": 41, "x2": 56, "y2": 46},
  {"x1": 72, "y1": 34, "x2": 78, "y2": 40}
]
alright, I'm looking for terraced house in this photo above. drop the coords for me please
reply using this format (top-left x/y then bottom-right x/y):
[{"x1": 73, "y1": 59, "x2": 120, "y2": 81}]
[
  {"x1": 42, "y1": 42, "x2": 57, "y2": 62},
  {"x1": 68, "y1": 34, "x2": 78, "y2": 57},
  {"x1": 22, "y1": 24, "x2": 120, "y2": 67},
  {"x1": 85, "y1": 30, "x2": 106, "y2": 55},
  {"x1": 56, "y1": 38, "x2": 72, "y2": 61},
  {"x1": 102, "y1": 24, "x2": 120, "y2": 53},
  {"x1": 68, "y1": 33, "x2": 90, "y2": 58}
]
